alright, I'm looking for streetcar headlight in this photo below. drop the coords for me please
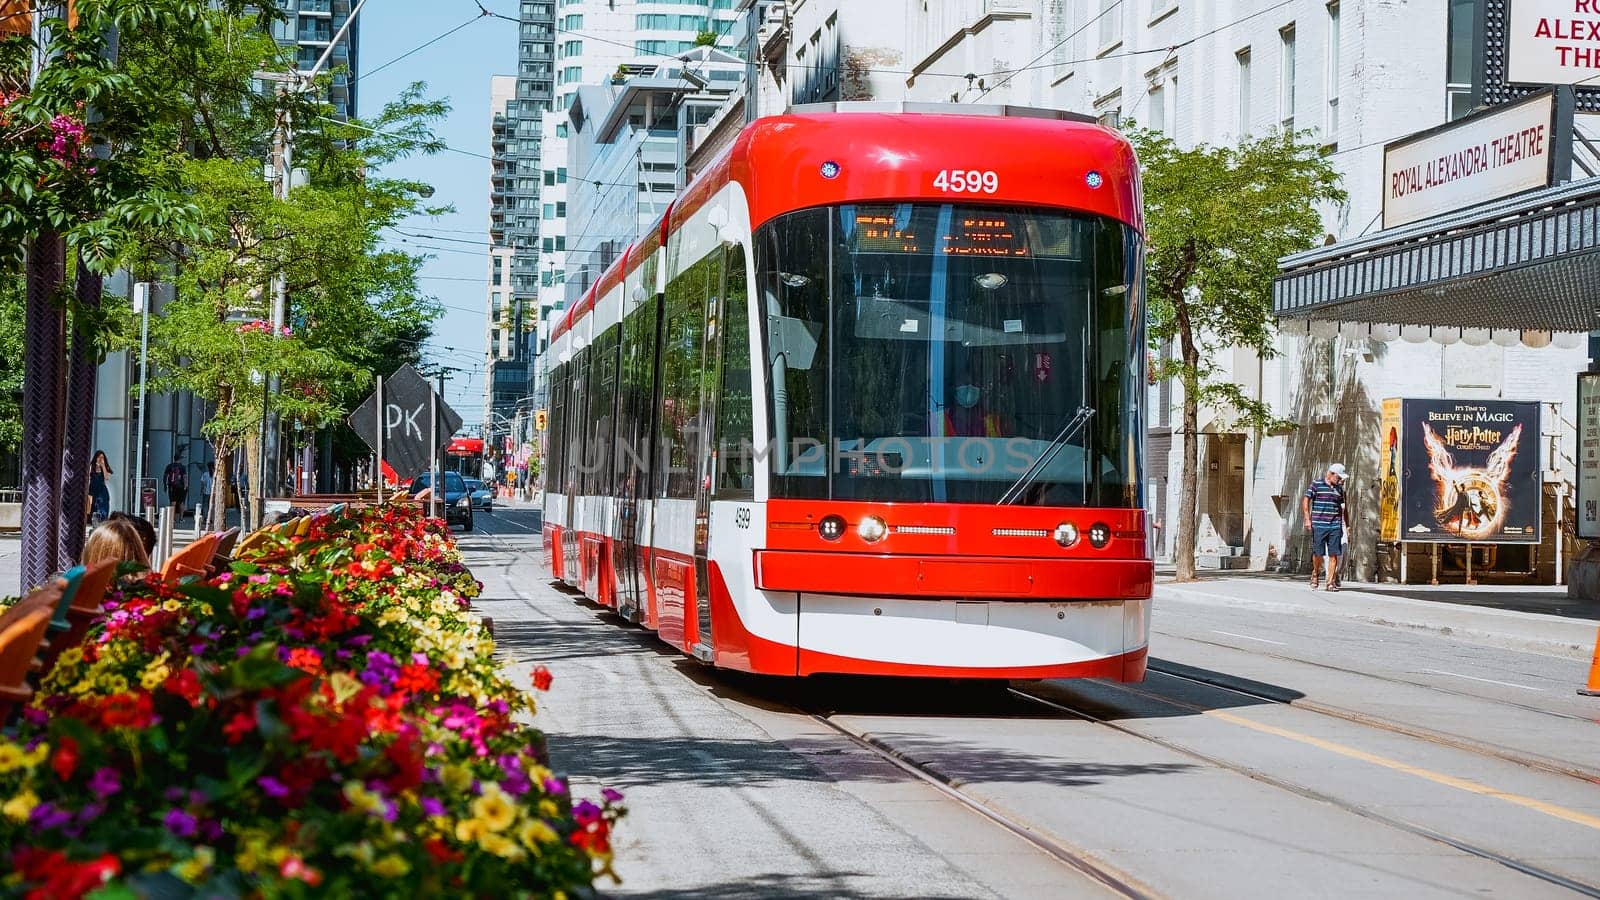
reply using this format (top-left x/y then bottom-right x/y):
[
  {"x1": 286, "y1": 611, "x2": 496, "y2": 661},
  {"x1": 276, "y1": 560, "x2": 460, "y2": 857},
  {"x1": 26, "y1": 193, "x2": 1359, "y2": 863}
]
[
  {"x1": 857, "y1": 515, "x2": 887, "y2": 543},
  {"x1": 1053, "y1": 522, "x2": 1079, "y2": 548},
  {"x1": 818, "y1": 515, "x2": 846, "y2": 541},
  {"x1": 1088, "y1": 522, "x2": 1111, "y2": 548}
]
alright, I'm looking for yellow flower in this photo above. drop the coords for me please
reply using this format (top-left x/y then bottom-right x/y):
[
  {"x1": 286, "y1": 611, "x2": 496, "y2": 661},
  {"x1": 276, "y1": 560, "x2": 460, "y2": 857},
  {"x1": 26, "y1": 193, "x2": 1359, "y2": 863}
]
[
  {"x1": 175, "y1": 846, "x2": 215, "y2": 884},
  {"x1": 518, "y1": 818, "x2": 559, "y2": 850},
  {"x1": 538, "y1": 799, "x2": 559, "y2": 819},
  {"x1": 140, "y1": 665, "x2": 170, "y2": 691},
  {"x1": 454, "y1": 818, "x2": 486, "y2": 843},
  {"x1": 3, "y1": 788, "x2": 39, "y2": 823},
  {"x1": 480, "y1": 832, "x2": 524, "y2": 860},
  {"x1": 22, "y1": 743, "x2": 48, "y2": 767},
  {"x1": 440, "y1": 764, "x2": 472, "y2": 793},
  {"x1": 471, "y1": 784, "x2": 516, "y2": 833},
  {"x1": 0, "y1": 743, "x2": 25, "y2": 773},
  {"x1": 162, "y1": 599, "x2": 182, "y2": 612},
  {"x1": 372, "y1": 854, "x2": 410, "y2": 878}
]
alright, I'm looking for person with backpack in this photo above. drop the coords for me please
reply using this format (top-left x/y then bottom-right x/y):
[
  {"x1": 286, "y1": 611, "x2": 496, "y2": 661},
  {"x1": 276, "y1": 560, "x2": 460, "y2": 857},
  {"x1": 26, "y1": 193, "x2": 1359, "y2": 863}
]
[{"x1": 163, "y1": 455, "x2": 189, "y2": 521}]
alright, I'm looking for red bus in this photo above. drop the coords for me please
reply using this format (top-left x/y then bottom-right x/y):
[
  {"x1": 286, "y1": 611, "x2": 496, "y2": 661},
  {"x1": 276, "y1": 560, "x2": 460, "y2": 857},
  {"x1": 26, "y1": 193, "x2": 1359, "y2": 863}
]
[{"x1": 543, "y1": 104, "x2": 1150, "y2": 679}]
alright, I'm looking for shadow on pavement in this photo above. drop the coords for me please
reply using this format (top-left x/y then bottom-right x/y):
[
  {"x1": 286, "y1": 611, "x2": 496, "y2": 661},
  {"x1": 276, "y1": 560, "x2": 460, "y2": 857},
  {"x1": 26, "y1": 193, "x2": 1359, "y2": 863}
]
[
  {"x1": 604, "y1": 873, "x2": 971, "y2": 899},
  {"x1": 550, "y1": 729, "x2": 1195, "y2": 789},
  {"x1": 492, "y1": 615, "x2": 677, "y2": 664}
]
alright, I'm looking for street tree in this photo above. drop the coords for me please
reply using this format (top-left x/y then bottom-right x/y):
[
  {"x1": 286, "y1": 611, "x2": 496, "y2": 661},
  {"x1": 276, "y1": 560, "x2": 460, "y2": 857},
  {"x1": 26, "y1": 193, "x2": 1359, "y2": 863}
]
[{"x1": 1128, "y1": 127, "x2": 1345, "y2": 581}]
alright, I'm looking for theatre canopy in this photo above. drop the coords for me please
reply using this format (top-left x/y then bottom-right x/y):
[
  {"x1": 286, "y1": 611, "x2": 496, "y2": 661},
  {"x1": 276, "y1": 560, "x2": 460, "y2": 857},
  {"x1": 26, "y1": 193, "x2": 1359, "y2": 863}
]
[{"x1": 1274, "y1": 87, "x2": 1600, "y2": 337}]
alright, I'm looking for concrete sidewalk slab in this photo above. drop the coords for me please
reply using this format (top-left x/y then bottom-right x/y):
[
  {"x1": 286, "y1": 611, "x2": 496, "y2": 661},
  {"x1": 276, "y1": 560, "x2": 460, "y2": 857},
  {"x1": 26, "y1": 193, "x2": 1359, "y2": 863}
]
[{"x1": 1157, "y1": 577, "x2": 1600, "y2": 660}]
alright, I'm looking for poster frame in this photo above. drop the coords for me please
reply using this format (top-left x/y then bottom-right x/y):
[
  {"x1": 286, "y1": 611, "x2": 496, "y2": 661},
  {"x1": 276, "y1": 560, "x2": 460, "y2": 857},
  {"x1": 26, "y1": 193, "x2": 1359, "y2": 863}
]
[{"x1": 1577, "y1": 372, "x2": 1600, "y2": 540}]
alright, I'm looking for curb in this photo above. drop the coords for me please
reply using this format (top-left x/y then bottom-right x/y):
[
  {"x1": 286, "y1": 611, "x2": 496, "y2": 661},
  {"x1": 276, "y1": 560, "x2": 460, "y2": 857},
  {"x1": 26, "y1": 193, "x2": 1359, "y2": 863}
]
[{"x1": 1155, "y1": 584, "x2": 1594, "y2": 661}]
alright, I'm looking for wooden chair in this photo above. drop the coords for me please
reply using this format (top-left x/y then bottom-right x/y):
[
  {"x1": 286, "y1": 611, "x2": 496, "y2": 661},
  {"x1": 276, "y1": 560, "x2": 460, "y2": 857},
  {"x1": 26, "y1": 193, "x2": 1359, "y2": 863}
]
[
  {"x1": 0, "y1": 581, "x2": 64, "y2": 721},
  {"x1": 214, "y1": 526, "x2": 241, "y2": 560},
  {"x1": 37, "y1": 560, "x2": 117, "y2": 675},
  {"x1": 160, "y1": 533, "x2": 220, "y2": 583}
]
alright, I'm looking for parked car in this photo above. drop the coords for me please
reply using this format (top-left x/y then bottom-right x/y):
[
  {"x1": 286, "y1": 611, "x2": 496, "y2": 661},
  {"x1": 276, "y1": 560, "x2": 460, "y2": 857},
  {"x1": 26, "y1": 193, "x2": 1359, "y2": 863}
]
[
  {"x1": 465, "y1": 477, "x2": 494, "y2": 511},
  {"x1": 408, "y1": 471, "x2": 474, "y2": 530}
]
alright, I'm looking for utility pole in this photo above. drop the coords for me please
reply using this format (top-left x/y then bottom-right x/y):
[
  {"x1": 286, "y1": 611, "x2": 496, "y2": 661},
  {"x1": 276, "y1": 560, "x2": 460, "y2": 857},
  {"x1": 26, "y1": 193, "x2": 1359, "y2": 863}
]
[{"x1": 132, "y1": 282, "x2": 150, "y2": 517}]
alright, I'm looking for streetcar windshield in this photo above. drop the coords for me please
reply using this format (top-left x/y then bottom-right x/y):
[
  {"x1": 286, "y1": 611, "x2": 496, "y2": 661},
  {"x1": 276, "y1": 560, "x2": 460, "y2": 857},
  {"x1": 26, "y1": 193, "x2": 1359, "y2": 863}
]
[{"x1": 756, "y1": 203, "x2": 1143, "y2": 506}]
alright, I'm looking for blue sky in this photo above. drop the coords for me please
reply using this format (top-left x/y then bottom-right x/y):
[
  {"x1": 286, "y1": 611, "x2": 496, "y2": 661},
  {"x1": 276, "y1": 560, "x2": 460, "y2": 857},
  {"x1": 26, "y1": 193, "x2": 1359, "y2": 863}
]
[{"x1": 356, "y1": 3, "x2": 518, "y2": 428}]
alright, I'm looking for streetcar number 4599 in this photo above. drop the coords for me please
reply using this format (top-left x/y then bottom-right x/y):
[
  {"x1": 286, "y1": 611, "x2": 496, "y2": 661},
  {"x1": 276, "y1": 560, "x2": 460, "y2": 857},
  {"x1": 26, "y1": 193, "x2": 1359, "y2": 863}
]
[{"x1": 933, "y1": 169, "x2": 999, "y2": 194}]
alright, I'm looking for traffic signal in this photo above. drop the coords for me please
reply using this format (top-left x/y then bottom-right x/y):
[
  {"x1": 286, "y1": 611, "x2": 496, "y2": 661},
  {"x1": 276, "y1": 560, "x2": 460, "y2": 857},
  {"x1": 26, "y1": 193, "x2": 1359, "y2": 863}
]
[{"x1": 535, "y1": 409, "x2": 548, "y2": 430}]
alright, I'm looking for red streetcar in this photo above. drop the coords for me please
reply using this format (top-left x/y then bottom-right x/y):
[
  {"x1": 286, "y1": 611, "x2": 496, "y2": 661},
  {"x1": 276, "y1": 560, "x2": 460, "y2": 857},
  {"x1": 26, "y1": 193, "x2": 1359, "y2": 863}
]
[{"x1": 542, "y1": 104, "x2": 1151, "y2": 680}]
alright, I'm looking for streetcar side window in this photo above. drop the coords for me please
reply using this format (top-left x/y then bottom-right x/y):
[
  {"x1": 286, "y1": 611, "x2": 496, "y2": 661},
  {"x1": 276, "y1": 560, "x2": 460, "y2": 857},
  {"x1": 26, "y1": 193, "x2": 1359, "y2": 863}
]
[
  {"x1": 660, "y1": 248, "x2": 717, "y2": 499},
  {"x1": 715, "y1": 242, "x2": 754, "y2": 499}
]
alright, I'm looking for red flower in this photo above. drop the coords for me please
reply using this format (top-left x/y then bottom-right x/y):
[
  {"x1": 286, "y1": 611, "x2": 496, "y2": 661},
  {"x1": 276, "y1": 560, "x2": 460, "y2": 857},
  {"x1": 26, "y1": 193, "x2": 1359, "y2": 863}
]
[
  {"x1": 395, "y1": 662, "x2": 438, "y2": 695},
  {"x1": 423, "y1": 836, "x2": 463, "y2": 864},
  {"x1": 163, "y1": 668, "x2": 203, "y2": 706},
  {"x1": 223, "y1": 710, "x2": 256, "y2": 744},
  {"x1": 14, "y1": 847, "x2": 119, "y2": 900},
  {"x1": 531, "y1": 665, "x2": 553, "y2": 692},
  {"x1": 285, "y1": 647, "x2": 322, "y2": 674},
  {"x1": 98, "y1": 692, "x2": 155, "y2": 729},
  {"x1": 51, "y1": 737, "x2": 79, "y2": 781}
]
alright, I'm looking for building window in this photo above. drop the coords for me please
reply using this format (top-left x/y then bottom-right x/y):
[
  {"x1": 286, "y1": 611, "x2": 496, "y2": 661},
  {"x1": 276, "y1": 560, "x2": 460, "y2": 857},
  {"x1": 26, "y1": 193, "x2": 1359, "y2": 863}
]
[
  {"x1": 1278, "y1": 24, "x2": 1296, "y2": 131},
  {"x1": 1236, "y1": 48, "x2": 1251, "y2": 137},
  {"x1": 1151, "y1": 0, "x2": 1175, "y2": 17},
  {"x1": 543, "y1": 203, "x2": 554, "y2": 219},
  {"x1": 560, "y1": 40, "x2": 581, "y2": 57},
  {"x1": 492, "y1": 257, "x2": 503, "y2": 286},
  {"x1": 1098, "y1": 0, "x2": 1122, "y2": 51},
  {"x1": 1325, "y1": 2, "x2": 1340, "y2": 141},
  {"x1": 557, "y1": 167, "x2": 567, "y2": 183},
  {"x1": 1447, "y1": 0, "x2": 1476, "y2": 119},
  {"x1": 556, "y1": 202, "x2": 566, "y2": 217},
  {"x1": 544, "y1": 170, "x2": 555, "y2": 186},
  {"x1": 1147, "y1": 80, "x2": 1164, "y2": 133},
  {"x1": 561, "y1": 13, "x2": 581, "y2": 30},
  {"x1": 543, "y1": 237, "x2": 553, "y2": 252}
]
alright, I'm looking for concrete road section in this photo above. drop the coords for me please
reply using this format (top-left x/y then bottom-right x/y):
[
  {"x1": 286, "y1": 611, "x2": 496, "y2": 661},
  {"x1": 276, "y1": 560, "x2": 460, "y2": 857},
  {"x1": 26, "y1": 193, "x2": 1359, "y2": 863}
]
[{"x1": 468, "y1": 510, "x2": 1600, "y2": 899}]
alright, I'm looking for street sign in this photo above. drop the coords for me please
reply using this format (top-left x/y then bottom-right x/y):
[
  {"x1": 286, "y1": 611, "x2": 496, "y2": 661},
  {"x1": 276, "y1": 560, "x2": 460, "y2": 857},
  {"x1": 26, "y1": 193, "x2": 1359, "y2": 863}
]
[{"x1": 348, "y1": 364, "x2": 463, "y2": 482}]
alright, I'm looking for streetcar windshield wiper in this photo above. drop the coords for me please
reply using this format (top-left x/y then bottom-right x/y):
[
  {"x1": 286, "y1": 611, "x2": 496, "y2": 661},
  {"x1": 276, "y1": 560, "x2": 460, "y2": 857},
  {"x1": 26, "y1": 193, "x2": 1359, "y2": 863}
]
[{"x1": 995, "y1": 405, "x2": 1095, "y2": 506}]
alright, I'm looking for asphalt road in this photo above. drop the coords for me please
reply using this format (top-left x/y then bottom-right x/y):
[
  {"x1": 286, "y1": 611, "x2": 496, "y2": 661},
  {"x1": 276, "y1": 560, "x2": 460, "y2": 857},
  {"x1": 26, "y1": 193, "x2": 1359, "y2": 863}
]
[{"x1": 464, "y1": 506, "x2": 1600, "y2": 898}]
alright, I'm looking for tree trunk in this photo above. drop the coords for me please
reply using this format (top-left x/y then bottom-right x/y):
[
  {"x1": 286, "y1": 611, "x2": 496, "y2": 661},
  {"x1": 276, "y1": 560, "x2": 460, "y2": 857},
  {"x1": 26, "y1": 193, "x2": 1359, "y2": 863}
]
[
  {"x1": 20, "y1": 231, "x2": 66, "y2": 593},
  {"x1": 211, "y1": 432, "x2": 232, "y2": 538},
  {"x1": 57, "y1": 264, "x2": 102, "y2": 568},
  {"x1": 1174, "y1": 318, "x2": 1202, "y2": 583}
]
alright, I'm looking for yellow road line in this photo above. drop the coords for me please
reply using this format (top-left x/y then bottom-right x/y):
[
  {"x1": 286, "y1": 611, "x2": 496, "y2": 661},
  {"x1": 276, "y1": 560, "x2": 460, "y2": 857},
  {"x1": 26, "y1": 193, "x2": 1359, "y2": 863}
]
[{"x1": 1206, "y1": 709, "x2": 1600, "y2": 831}]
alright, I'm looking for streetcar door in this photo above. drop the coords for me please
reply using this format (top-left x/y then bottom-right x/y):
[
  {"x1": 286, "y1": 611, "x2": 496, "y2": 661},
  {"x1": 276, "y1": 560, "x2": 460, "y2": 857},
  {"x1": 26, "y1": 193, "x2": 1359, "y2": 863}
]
[{"x1": 691, "y1": 269, "x2": 721, "y2": 662}]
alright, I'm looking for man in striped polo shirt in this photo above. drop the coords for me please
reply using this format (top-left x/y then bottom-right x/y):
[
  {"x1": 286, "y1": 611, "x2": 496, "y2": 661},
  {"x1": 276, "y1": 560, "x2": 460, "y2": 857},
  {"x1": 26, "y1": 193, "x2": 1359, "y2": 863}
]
[{"x1": 1302, "y1": 463, "x2": 1349, "y2": 591}]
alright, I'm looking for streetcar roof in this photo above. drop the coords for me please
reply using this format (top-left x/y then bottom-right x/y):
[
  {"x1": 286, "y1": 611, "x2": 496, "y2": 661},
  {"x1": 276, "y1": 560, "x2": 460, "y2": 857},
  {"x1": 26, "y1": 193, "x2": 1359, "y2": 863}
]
[{"x1": 552, "y1": 108, "x2": 1140, "y2": 343}]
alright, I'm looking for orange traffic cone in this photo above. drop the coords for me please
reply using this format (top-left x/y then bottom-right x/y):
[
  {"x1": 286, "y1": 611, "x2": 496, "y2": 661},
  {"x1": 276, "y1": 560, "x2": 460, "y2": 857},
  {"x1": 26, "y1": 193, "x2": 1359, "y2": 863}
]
[{"x1": 1582, "y1": 627, "x2": 1600, "y2": 698}]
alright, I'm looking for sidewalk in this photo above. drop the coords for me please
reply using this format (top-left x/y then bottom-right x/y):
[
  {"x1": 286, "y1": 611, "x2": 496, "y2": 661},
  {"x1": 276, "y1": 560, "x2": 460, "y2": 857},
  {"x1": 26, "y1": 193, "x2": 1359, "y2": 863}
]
[{"x1": 1156, "y1": 572, "x2": 1600, "y2": 660}]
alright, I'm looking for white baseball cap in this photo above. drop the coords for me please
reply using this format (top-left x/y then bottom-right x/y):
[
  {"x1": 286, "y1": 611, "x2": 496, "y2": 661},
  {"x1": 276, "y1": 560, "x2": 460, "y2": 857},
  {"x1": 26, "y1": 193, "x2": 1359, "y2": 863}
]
[{"x1": 1328, "y1": 463, "x2": 1347, "y2": 476}]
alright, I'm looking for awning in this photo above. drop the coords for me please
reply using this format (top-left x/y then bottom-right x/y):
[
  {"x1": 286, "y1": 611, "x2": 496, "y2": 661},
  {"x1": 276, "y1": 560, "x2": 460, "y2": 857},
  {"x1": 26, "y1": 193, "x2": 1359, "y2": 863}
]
[{"x1": 1273, "y1": 178, "x2": 1600, "y2": 331}]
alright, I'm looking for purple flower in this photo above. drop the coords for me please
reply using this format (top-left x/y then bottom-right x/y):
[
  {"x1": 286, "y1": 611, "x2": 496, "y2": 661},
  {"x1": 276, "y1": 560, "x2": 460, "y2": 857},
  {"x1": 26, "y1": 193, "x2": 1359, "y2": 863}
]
[
  {"x1": 573, "y1": 800, "x2": 602, "y2": 826},
  {"x1": 487, "y1": 699, "x2": 510, "y2": 715},
  {"x1": 201, "y1": 819, "x2": 224, "y2": 841},
  {"x1": 29, "y1": 802, "x2": 72, "y2": 830},
  {"x1": 543, "y1": 777, "x2": 566, "y2": 796},
  {"x1": 164, "y1": 808, "x2": 198, "y2": 838},
  {"x1": 345, "y1": 634, "x2": 374, "y2": 647},
  {"x1": 245, "y1": 606, "x2": 267, "y2": 620},
  {"x1": 258, "y1": 776, "x2": 290, "y2": 799},
  {"x1": 22, "y1": 707, "x2": 46, "y2": 726},
  {"x1": 419, "y1": 796, "x2": 446, "y2": 817},
  {"x1": 75, "y1": 802, "x2": 105, "y2": 824},
  {"x1": 601, "y1": 787, "x2": 625, "y2": 805},
  {"x1": 412, "y1": 652, "x2": 429, "y2": 665},
  {"x1": 88, "y1": 767, "x2": 121, "y2": 799}
]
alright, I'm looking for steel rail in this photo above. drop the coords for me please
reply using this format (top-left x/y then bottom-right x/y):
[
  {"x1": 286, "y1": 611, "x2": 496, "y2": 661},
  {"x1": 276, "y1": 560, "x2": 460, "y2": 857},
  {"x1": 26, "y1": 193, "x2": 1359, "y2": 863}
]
[
  {"x1": 806, "y1": 711, "x2": 1158, "y2": 900},
  {"x1": 1008, "y1": 685, "x2": 1600, "y2": 899}
]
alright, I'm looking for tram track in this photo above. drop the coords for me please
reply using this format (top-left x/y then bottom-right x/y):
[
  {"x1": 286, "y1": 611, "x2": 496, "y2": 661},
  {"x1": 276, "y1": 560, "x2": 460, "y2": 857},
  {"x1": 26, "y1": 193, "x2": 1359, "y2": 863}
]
[
  {"x1": 1142, "y1": 658, "x2": 1600, "y2": 786},
  {"x1": 1154, "y1": 630, "x2": 1595, "y2": 723},
  {"x1": 804, "y1": 709, "x2": 1160, "y2": 900},
  {"x1": 1005, "y1": 682, "x2": 1600, "y2": 898}
]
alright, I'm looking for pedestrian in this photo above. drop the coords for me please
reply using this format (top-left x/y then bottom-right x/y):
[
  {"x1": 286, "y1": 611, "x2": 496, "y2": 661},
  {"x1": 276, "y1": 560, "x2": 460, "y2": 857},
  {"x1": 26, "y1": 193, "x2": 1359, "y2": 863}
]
[
  {"x1": 105, "y1": 511, "x2": 157, "y2": 562},
  {"x1": 162, "y1": 454, "x2": 188, "y2": 522},
  {"x1": 81, "y1": 517, "x2": 151, "y2": 570},
  {"x1": 1302, "y1": 462, "x2": 1349, "y2": 591},
  {"x1": 87, "y1": 450, "x2": 112, "y2": 524},
  {"x1": 197, "y1": 462, "x2": 214, "y2": 532}
]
